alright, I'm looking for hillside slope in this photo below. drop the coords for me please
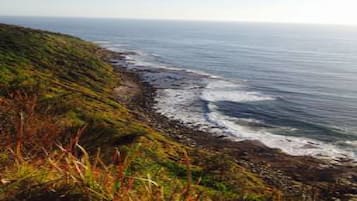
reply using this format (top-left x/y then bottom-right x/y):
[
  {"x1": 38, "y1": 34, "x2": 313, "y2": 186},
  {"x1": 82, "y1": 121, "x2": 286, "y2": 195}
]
[{"x1": 0, "y1": 24, "x2": 282, "y2": 201}]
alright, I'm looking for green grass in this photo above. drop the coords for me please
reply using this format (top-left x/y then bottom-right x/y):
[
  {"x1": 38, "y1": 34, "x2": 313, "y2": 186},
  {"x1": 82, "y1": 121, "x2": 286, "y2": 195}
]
[{"x1": 0, "y1": 23, "x2": 282, "y2": 201}]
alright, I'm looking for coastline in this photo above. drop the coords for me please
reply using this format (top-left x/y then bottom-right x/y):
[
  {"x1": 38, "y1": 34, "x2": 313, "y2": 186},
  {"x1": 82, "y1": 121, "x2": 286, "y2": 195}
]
[
  {"x1": 106, "y1": 50, "x2": 357, "y2": 200},
  {"x1": 2, "y1": 22, "x2": 356, "y2": 200}
]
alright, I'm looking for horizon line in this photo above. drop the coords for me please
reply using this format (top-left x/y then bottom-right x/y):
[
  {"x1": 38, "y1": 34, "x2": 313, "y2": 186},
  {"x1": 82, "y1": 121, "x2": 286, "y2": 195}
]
[{"x1": 1, "y1": 15, "x2": 357, "y2": 27}]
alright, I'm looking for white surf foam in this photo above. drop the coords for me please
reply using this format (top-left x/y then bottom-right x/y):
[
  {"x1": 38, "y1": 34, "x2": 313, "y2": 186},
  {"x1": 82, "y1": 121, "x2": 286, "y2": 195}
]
[
  {"x1": 154, "y1": 82, "x2": 356, "y2": 161},
  {"x1": 114, "y1": 47, "x2": 357, "y2": 162},
  {"x1": 93, "y1": 40, "x2": 111, "y2": 45},
  {"x1": 153, "y1": 79, "x2": 356, "y2": 162},
  {"x1": 154, "y1": 87, "x2": 209, "y2": 127},
  {"x1": 345, "y1": 140, "x2": 357, "y2": 147},
  {"x1": 206, "y1": 103, "x2": 356, "y2": 160},
  {"x1": 123, "y1": 52, "x2": 221, "y2": 79},
  {"x1": 201, "y1": 80, "x2": 275, "y2": 103}
]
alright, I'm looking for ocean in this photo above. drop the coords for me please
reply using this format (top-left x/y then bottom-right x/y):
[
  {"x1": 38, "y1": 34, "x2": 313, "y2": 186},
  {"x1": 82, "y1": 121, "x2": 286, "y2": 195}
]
[{"x1": 1, "y1": 17, "x2": 357, "y2": 161}]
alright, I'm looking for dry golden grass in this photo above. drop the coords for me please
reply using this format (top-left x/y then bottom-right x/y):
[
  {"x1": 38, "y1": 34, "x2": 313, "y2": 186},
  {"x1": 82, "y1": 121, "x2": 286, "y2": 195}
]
[
  {"x1": 0, "y1": 91, "x2": 203, "y2": 201},
  {"x1": 0, "y1": 24, "x2": 285, "y2": 201}
]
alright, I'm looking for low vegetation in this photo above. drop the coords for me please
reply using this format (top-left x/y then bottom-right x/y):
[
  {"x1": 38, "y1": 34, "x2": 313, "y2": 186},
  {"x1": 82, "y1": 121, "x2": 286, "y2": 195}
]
[{"x1": 0, "y1": 24, "x2": 282, "y2": 200}]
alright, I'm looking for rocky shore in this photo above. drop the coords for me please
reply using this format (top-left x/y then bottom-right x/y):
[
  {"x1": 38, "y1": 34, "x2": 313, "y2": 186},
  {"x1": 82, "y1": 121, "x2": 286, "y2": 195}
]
[{"x1": 107, "y1": 51, "x2": 357, "y2": 201}]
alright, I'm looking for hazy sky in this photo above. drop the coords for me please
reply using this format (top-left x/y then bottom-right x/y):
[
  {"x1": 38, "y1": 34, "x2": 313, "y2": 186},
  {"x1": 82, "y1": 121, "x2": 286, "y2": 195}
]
[{"x1": 1, "y1": 0, "x2": 357, "y2": 25}]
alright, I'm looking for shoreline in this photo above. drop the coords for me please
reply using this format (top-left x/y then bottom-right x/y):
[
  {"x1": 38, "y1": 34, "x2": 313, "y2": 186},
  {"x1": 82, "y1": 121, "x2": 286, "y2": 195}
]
[{"x1": 106, "y1": 50, "x2": 357, "y2": 199}]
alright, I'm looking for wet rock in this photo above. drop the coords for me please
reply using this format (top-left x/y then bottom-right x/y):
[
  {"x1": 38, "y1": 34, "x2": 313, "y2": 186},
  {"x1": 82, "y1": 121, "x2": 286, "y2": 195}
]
[{"x1": 109, "y1": 51, "x2": 357, "y2": 201}]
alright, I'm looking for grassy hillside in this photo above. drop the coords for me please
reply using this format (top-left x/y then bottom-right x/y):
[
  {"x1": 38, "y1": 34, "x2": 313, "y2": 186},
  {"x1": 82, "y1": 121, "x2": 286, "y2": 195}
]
[{"x1": 0, "y1": 24, "x2": 281, "y2": 201}]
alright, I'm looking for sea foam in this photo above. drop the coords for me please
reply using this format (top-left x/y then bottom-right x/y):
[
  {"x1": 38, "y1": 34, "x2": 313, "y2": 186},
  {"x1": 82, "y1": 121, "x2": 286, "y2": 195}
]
[{"x1": 111, "y1": 48, "x2": 357, "y2": 163}]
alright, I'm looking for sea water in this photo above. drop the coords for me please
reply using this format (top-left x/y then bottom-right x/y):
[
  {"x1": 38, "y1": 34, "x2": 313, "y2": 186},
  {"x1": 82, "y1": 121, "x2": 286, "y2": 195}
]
[{"x1": 2, "y1": 17, "x2": 356, "y2": 161}]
